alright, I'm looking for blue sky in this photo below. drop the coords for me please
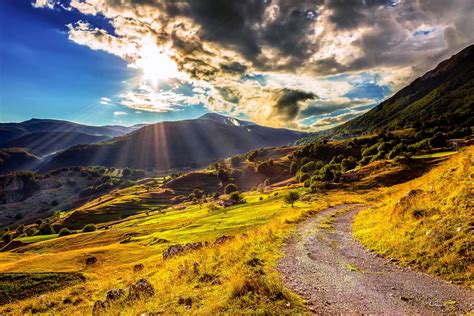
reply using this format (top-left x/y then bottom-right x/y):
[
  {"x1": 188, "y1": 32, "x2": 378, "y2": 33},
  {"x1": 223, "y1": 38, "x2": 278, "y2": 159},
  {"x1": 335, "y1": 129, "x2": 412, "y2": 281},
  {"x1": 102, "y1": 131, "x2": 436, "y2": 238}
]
[{"x1": 0, "y1": 0, "x2": 471, "y2": 130}]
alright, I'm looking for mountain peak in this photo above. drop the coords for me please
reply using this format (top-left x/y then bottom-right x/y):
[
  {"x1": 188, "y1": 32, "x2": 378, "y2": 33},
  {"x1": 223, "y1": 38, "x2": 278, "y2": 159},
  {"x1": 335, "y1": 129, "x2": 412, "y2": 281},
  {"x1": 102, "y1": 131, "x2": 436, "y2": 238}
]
[{"x1": 198, "y1": 113, "x2": 254, "y2": 127}]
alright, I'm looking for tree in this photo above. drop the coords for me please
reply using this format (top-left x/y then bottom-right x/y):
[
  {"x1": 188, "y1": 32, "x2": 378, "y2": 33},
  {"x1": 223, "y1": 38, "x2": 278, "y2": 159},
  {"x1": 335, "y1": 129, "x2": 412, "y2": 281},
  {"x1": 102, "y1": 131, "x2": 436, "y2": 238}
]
[
  {"x1": 217, "y1": 169, "x2": 229, "y2": 183},
  {"x1": 37, "y1": 223, "x2": 55, "y2": 235},
  {"x1": 229, "y1": 191, "x2": 244, "y2": 203},
  {"x1": 122, "y1": 168, "x2": 131, "y2": 177},
  {"x1": 82, "y1": 224, "x2": 97, "y2": 233},
  {"x1": 2, "y1": 233, "x2": 12, "y2": 244},
  {"x1": 224, "y1": 183, "x2": 238, "y2": 194},
  {"x1": 290, "y1": 161, "x2": 298, "y2": 174},
  {"x1": 193, "y1": 189, "x2": 203, "y2": 199},
  {"x1": 341, "y1": 158, "x2": 357, "y2": 172},
  {"x1": 284, "y1": 191, "x2": 300, "y2": 207}
]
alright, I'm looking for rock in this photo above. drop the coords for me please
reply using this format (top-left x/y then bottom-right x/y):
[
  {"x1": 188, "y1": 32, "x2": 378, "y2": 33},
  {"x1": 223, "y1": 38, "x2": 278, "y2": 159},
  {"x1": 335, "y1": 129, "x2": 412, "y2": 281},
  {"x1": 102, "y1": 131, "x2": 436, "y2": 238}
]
[
  {"x1": 163, "y1": 244, "x2": 184, "y2": 259},
  {"x1": 92, "y1": 300, "x2": 108, "y2": 315},
  {"x1": 178, "y1": 296, "x2": 193, "y2": 309},
  {"x1": 86, "y1": 256, "x2": 98, "y2": 265},
  {"x1": 128, "y1": 278, "x2": 155, "y2": 301},
  {"x1": 134, "y1": 263, "x2": 144, "y2": 272},
  {"x1": 183, "y1": 242, "x2": 203, "y2": 251},
  {"x1": 214, "y1": 235, "x2": 235, "y2": 245},
  {"x1": 106, "y1": 289, "x2": 126, "y2": 302}
]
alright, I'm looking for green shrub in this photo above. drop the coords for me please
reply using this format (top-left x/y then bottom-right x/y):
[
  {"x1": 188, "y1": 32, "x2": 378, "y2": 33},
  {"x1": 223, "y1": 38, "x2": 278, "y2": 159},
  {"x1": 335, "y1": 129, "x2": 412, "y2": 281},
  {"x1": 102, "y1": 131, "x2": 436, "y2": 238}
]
[
  {"x1": 224, "y1": 183, "x2": 239, "y2": 194},
  {"x1": 58, "y1": 228, "x2": 73, "y2": 237},
  {"x1": 37, "y1": 223, "x2": 55, "y2": 235},
  {"x1": 82, "y1": 224, "x2": 97, "y2": 233},
  {"x1": 229, "y1": 191, "x2": 244, "y2": 203}
]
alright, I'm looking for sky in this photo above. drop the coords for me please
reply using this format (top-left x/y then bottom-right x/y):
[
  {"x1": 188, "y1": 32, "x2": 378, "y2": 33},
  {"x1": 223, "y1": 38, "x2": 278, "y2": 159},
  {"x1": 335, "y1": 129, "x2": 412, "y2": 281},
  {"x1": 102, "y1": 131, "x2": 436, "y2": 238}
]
[{"x1": 0, "y1": 0, "x2": 473, "y2": 130}]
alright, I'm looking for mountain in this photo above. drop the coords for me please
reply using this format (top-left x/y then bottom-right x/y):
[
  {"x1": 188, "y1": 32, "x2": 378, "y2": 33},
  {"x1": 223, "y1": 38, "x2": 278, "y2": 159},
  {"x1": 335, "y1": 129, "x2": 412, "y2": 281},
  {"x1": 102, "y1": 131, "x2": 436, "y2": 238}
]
[
  {"x1": 0, "y1": 132, "x2": 110, "y2": 157},
  {"x1": 198, "y1": 113, "x2": 254, "y2": 126},
  {"x1": 331, "y1": 44, "x2": 474, "y2": 137},
  {"x1": 0, "y1": 118, "x2": 138, "y2": 158},
  {"x1": 43, "y1": 114, "x2": 307, "y2": 171},
  {"x1": 0, "y1": 148, "x2": 41, "y2": 174}
]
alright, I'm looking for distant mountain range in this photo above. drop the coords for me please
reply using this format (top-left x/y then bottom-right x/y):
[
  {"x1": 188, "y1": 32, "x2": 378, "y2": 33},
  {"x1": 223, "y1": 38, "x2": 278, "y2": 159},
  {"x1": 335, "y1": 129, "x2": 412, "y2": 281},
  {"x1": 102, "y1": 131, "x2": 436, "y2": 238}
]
[
  {"x1": 0, "y1": 118, "x2": 140, "y2": 158},
  {"x1": 331, "y1": 44, "x2": 474, "y2": 137},
  {"x1": 43, "y1": 113, "x2": 308, "y2": 171}
]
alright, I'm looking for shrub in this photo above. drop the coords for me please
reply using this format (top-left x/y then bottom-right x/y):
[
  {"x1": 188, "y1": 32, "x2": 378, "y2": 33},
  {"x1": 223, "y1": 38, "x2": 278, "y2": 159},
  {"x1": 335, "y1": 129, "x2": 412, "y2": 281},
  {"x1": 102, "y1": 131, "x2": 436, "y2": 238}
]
[
  {"x1": 58, "y1": 228, "x2": 73, "y2": 237},
  {"x1": 284, "y1": 191, "x2": 300, "y2": 207},
  {"x1": 229, "y1": 191, "x2": 244, "y2": 203},
  {"x1": 193, "y1": 189, "x2": 203, "y2": 199},
  {"x1": 224, "y1": 183, "x2": 239, "y2": 194},
  {"x1": 298, "y1": 172, "x2": 310, "y2": 183},
  {"x1": 37, "y1": 223, "x2": 55, "y2": 235},
  {"x1": 290, "y1": 161, "x2": 298, "y2": 174},
  {"x1": 2, "y1": 233, "x2": 12, "y2": 244},
  {"x1": 82, "y1": 224, "x2": 97, "y2": 233},
  {"x1": 122, "y1": 168, "x2": 131, "y2": 177},
  {"x1": 218, "y1": 169, "x2": 230, "y2": 183}
]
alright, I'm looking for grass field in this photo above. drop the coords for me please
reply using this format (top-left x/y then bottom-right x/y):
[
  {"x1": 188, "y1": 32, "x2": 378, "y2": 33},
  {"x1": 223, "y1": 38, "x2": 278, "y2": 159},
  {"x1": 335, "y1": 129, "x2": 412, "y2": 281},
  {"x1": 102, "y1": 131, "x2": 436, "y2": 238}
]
[
  {"x1": 0, "y1": 182, "x2": 365, "y2": 314},
  {"x1": 354, "y1": 147, "x2": 473, "y2": 288}
]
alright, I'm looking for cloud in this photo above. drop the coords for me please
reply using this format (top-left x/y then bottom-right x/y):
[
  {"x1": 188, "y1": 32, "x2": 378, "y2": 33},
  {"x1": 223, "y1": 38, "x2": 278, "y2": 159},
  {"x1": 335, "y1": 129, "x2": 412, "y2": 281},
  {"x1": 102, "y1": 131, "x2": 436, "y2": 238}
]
[
  {"x1": 113, "y1": 111, "x2": 128, "y2": 116},
  {"x1": 31, "y1": 0, "x2": 55, "y2": 9},
  {"x1": 35, "y1": 0, "x2": 474, "y2": 131}
]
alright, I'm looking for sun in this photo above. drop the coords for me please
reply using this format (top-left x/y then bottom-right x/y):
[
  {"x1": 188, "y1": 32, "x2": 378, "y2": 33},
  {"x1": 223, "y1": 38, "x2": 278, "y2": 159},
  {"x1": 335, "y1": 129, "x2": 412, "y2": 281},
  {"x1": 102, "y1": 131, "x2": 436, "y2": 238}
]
[{"x1": 134, "y1": 38, "x2": 181, "y2": 85}]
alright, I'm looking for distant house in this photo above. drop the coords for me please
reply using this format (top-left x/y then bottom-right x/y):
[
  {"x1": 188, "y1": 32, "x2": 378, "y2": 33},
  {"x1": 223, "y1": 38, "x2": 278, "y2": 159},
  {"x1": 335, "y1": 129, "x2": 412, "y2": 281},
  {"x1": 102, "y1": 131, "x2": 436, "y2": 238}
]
[
  {"x1": 340, "y1": 171, "x2": 360, "y2": 182},
  {"x1": 218, "y1": 199, "x2": 235, "y2": 207}
]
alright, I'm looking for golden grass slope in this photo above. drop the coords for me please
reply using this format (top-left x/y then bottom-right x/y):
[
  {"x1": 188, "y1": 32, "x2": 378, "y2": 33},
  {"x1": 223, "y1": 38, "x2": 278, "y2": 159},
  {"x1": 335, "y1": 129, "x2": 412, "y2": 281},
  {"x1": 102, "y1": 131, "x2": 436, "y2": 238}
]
[
  {"x1": 0, "y1": 184, "x2": 364, "y2": 314},
  {"x1": 354, "y1": 146, "x2": 473, "y2": 287}
]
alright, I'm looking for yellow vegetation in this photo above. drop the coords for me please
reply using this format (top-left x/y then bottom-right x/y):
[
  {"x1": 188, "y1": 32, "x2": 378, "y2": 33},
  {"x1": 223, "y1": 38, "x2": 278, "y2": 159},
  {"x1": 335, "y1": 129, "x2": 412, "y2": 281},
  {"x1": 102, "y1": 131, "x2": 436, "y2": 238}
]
[{"x1": 354, "y1": 146, "x2": 473, "y2": 288}]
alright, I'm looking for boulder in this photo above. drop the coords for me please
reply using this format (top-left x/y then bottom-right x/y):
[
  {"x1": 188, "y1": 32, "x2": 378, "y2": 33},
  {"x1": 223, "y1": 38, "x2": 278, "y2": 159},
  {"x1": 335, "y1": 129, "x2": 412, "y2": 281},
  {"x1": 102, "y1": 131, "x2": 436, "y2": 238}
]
[
  {"x1": 133, "y1": 263, "x2": 144, "y2": 272},
  {"x1": 214, "y1": 235, "x2": 235, "y2": 245},
  {"x1": 86, "y1": 256, "x2": 98, "y2": 265},
  {"x1": 163, "y1": 244, "x2": 184, "y2": 259}
]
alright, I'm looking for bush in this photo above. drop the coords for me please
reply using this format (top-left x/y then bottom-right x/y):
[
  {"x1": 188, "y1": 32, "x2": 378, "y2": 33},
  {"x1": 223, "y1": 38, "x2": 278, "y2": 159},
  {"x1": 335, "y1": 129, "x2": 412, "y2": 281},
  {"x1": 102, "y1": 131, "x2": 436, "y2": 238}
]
[
  {"x1": 229, "y1": 191, "x2": 244, "y2": 203},
  {"x1": 224, "y1": 183, "x2": 239, "y2": 194},
  {"x1": 122, "y1": 168, "x2": 131, "y2": 177},
  {"x1": 82, "y1": 224, "x2": 97, "y2": 233},
  {"x1": 284, "y1": 191, "x2": 300, "y2": 207},
  {"x1": 2, "y1": 233, "x2": 12, "y2": 244},
  {"x1": 290, "y1": 161, "x2": 298, "y2": 174},
  {"x1": 218, "y1": 169, "x2": 230, "y2": 183},
  {"x1": 37, "y1": 223, "x2": 55, "y2": 235},
  {"x1": 193, "y1": 189, "x2": 203, "y2": 199},
  {"x1": 58, "y1": 228, "x2": 73, "y2": 237},
  {"x1": 298, "y1": 173, "x2": 310, "y2": 183}
]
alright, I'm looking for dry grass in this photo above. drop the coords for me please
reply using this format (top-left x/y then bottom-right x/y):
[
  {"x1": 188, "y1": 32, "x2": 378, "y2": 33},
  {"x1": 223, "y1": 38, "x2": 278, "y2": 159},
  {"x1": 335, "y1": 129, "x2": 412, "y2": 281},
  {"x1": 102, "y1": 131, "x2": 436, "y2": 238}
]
[
  {"x1": 0, "y1": 184, "x2": 364, "y2": 314},
  {"x1": 354, "y1": 146, "x2": 473, "y2": 288}
]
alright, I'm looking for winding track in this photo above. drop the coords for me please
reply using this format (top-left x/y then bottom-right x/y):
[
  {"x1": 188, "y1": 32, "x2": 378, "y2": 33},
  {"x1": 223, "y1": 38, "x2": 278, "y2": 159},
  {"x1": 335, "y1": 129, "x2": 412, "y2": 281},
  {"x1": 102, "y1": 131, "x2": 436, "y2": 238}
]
[{"x1": 278, "y1": 204, "x2": 474, "y2": 314}]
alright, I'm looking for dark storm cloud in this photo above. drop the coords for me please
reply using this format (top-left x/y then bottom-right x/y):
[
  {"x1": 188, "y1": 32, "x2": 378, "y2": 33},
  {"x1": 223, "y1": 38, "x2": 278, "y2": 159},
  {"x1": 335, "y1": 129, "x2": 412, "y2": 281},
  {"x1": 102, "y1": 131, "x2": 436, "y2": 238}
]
[
  {"x1": 220, "y1": 62, "x2": 248, "y2": 75},
  {"x1": 274, "y1": 89, "x2": 316, "y2": 120}
]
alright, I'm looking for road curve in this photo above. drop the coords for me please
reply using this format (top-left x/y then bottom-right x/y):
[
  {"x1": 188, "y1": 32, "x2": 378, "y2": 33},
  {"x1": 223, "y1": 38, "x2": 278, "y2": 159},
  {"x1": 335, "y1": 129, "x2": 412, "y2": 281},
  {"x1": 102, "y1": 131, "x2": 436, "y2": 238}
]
[{"x1": 278, "y1": 204, "x2": 474, "y2": 314}]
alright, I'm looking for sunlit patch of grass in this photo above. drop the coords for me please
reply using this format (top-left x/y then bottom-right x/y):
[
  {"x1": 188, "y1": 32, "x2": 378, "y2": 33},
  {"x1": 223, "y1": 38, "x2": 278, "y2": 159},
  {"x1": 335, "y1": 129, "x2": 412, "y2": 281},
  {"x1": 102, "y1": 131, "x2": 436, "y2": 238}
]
[
  {"x1": 412, "y1": 151, "x2": 457, "y2": 159},
  {"x1": 354, "y1": 147, "x2": 473, "y2": 287},
  {"x1": 17, "y1": 234, "x2": 58, "y2": 244},
  {"x1": 0, "y1": 184, "x2": 365, "y2": 314}
]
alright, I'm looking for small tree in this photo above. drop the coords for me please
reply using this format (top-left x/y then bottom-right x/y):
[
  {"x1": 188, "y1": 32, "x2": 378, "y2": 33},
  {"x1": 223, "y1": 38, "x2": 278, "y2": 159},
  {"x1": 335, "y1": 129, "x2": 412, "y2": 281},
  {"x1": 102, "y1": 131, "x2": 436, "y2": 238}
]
[
  {"x1": 224, "y1": 183, "x2": 239, "y2": 194},
  {"x1": 217, "y1": 169, "x2": 229, "y2": 183},
  {"x1": 193, "y1": 189, "x2": 203, "y2": 199},
  {"x1": 229, "y1": 191, "x2": 244, "y2": 204},
  {"x1": 82, "y1": 224, "x2": 97, "y2": 233},
  {"x1": 2, "y1": 233, "x2": 12, "y2": 244},
  {"x1": 284, "y1": 191, "x2": 300, "y2": 207},
  {"x1": 37, "y1": 223, "x2": 55, "y2": 235},
  {"x1": 290, "y1": 161, "x2": 298, "y2": 174},
  {"x1": 122, "y1": 168, "x2": 131, "y2": 177}
]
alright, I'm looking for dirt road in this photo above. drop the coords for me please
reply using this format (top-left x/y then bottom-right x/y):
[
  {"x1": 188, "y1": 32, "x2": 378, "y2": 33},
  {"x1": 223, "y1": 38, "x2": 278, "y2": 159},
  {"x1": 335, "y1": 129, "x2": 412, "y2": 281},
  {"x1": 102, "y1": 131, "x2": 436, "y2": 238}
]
[{"x1": 278, "y1": 204, "x2": 474, "y2": 314}]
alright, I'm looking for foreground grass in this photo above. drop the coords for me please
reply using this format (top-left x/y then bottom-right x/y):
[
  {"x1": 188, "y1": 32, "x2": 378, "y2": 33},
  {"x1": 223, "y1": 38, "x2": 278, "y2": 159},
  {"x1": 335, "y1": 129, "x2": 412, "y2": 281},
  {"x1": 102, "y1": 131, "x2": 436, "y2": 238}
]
[
  {"x1": 0, "y1": 185, "x2": 365, "y2": 314},
  {"x1": 354, "y1": 146, "x2": 473, "y2": 288}
]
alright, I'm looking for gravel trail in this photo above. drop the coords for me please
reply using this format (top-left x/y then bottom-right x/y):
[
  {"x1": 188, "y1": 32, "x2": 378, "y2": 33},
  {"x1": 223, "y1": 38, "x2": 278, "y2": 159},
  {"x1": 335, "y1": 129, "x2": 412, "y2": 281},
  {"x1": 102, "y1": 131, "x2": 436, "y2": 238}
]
[{"x1": 278, "y1": 204, "x2": 474, "y2": 314}]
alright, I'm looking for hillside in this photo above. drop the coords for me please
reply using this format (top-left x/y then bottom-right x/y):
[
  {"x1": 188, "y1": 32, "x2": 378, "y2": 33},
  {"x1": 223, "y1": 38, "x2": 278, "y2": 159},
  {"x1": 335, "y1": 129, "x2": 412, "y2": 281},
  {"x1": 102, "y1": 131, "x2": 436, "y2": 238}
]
[
  {"x1": 0, "y1": 118, "x2": 131, "y2": 145},
  {"x1": 331, "y1": 44, "x2": 474, "y2": 137},
  {"x1": 43, "y1": 114, "x2": 307, "y2": 171},
  {"x1": 0, "y1": 132, "x2": 110, "y2": 157},
  {"x1": 354, "y1": 147, "x2": 473, "y2": 287},
  {"x1": 0, "y1": 148, "x2": 41, "y2": 174}
]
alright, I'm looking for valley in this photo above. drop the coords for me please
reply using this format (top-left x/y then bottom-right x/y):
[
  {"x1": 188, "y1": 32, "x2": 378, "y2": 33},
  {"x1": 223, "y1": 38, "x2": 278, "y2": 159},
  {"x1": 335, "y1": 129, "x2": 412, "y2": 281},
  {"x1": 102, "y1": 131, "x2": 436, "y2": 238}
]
[{"x1": 0, "y1": 32, "x2": 472, "y2": 315}]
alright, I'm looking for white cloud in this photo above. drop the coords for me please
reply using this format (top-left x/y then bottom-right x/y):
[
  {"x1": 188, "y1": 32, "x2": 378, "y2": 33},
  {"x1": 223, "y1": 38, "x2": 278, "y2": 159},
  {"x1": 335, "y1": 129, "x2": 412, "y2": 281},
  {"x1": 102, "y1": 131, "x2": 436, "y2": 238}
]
[
  {"x1": 31, "y1": 0, "x2": 55, "y2": 9},
  {"x1": 113, "y1": 111, "x2": 128, "y2": 116}
]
